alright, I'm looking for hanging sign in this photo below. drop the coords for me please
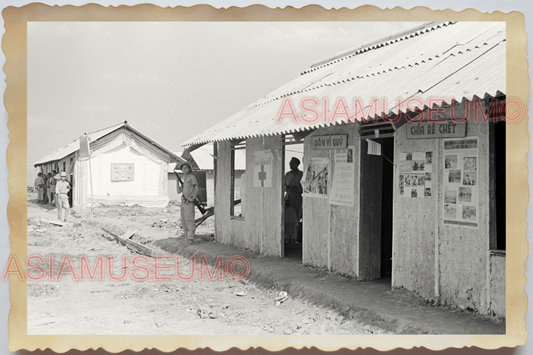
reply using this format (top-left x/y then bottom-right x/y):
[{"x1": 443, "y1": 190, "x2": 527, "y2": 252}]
[
  {"x1": 311, "y1": 135, "x2": 348, "y2": 150},
  {"x1": 406, "y1": 121, "x2": 467, "y2": 140}
]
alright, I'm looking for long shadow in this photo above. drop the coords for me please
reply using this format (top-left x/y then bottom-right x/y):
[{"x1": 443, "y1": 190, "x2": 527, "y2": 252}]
[{"x1": 29, "y1": 198, "x2": 57, "y2": 211}]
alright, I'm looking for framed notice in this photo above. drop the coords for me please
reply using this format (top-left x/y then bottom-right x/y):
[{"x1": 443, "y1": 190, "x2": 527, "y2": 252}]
[
  {"x1": 111, "y1": 163, "x2": 135, "y2": 181},
  {"x1": 329, "y1": 147, "x2": 355, "y2": 206},
  {"x1": 442, "y1": 137, "x2": 479, "y2": 228},
  {"x1": 303, "y1": 157, "x2": 330, "y2": 197}
]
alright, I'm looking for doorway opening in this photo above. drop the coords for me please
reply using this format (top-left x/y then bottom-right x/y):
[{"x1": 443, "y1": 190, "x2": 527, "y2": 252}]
[
  {"x1": 282, "y1": 141, "x2": 304, "y2": 260},
  {"x1": 359, "y1": 135, "x2": 394, "y2": 281},
  {"x1": 379, "y1": 137, "x2": 394, "y2": 279}
]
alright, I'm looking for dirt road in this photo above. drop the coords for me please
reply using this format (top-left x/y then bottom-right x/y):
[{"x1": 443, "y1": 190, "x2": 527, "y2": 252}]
[{"x1": 27, "y1": 195, "x2": 385, "y2": 335}]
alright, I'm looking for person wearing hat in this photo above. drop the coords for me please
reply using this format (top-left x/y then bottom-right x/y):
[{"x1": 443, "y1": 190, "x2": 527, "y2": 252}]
[
  {"x1": 283, "y1": 157, "x2": 303, "y2": 244},
  {"x1": 176, "y1": 162, "x2": 198, "y2": 242},
  {"x1": 55, "y1": 171, "x2": 71, "y2": 222}
]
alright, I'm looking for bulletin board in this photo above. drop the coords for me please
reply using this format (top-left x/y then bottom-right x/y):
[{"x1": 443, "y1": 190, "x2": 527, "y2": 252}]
[
  {"x1": 398, "y1": 151, "x2": 433, "y2": 199},
  {"x1": 111, "y1": 163, "x2": 135, "y2": 182},
  {"x1": 442, "y1": 137, "x2": 479, "y2": 228}
]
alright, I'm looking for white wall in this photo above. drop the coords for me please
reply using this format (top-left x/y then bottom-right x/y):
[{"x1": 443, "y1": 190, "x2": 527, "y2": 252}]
[{"x1": 89, "y1": 143, "x2": 161, "y2": 197}]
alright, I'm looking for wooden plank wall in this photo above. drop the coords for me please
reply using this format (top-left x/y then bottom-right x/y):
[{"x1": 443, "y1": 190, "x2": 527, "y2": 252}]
[
  {"x1": 261, "y1": 136, "x2": 284, "y2": 257},
  {"x1": 214, "y1": 141, "x2": 232, "y2": 244},
  {"x1": 243, "y1": 136, "x2": 283, "y2": 257},
  {"x1": 393, "y1": 100, "x2": 494, "y2": 313},
  {"x1": 303, "y1": 125, "x2": 360, "y2": 275},
  {"x1": 393, "y1": 126, "x2": 437, "y2": 299},
  {"x1": 244, "y1": 138, "x2": 263, "y2": 252},
  {"x1": 329, "y1": 126, "x2": 360, "y2": 276},
  {"x1": 438, "y1": 116, "x2": 491, "y2": 312}
]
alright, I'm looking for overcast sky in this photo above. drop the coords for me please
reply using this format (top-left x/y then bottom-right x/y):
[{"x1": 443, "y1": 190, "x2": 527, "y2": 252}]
[{"x1": 28, "y1": 21, "x2": 421, "y2": 182}]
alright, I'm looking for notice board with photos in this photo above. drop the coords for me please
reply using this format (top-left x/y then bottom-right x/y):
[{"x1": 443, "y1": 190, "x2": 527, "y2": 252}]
[
  {"x1": 111, "y1": 163, "x2": 135, "y2": 181},
  {"x1": 329, "y1": 146, "x2": 355, "y2": 207},
  {"x1": 398, "y1": 151, "x2": 433, "y2": 199},
  {"x1": 442, "y1": 137, "x2": 479, "y2": 228}
]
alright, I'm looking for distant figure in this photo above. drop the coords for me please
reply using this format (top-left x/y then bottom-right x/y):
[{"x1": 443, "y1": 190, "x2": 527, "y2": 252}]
[
  {"x1": 49, "y1": 170, "x2": 57, "y2": 205},
  {"x1": 42, "y1": 173, "x2": 49, "y2": 204},
  {"x1": 55, "y1": 172, "x2": 71, "y2": 222},
  {"x1": 34, "y1": 172, "x2": 44, "y2": 203},
  {"x1": 176, "y1": 162, "x2": 198, "y2": 242},
  {"x1": 283, "y1": 157, "x2": 303, "y2": 244}
]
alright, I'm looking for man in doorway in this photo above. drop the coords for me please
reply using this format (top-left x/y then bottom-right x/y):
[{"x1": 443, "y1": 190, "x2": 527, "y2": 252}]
[
  {"x1": 283, "y1": 157, "x2": 303, "y2": 244},
  {"x1": 55, "y1": 172, "x2": 71, "y2": 222},
  {"x1": 176, "y1": 162, "x2": 198, "y2": 242}
]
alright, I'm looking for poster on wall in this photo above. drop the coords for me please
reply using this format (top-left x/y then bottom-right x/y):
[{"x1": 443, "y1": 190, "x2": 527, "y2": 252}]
[
  {"x1": 442, "y1": 137, "x2": 479, "y2": 228},
  {"x1": 329, "y1": 146, "x2": 355, "y2": 206},
  {"x1": 111, "y1": 163, "x2": 134, "y2": 181},
  {"x1": 253, "y1": 150, "x2": 274, "y2": 188},
  {"x1": 398, "y1": 150, "x2": 433, "y2": 199},
  {"x1": 303, "y1": 157, "x2": 330, "y2": 197}
]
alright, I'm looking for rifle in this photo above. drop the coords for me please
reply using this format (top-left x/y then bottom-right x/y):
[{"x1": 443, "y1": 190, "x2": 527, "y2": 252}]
[{"x1": 175, "y1": 170, "x2": 207, "y2": 215}]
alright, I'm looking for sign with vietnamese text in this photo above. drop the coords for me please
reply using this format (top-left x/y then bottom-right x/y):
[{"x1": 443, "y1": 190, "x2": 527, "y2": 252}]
[
  {"x1": 406, "y1": 121, "x2": 466, "y2": 140},
  {"x1": 311, "y1": 135, "x2": 348, "y2": 149}
]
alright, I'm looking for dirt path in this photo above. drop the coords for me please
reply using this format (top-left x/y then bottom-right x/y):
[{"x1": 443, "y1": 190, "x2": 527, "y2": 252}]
[{"x1": 27, "y1": 196, "x2": 385, "y2": 335}]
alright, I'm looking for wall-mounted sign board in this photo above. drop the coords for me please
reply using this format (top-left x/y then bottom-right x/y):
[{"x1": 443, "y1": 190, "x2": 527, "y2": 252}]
[
  {"x1": 406, "y1": 121, "x2": 467, "y2": 140},
  {"x1": 111, "y1": 163, "x2": 134, "y2": 181},
  {"x1": 311, "y1": 134, "x2": 348, "y2": 149}
]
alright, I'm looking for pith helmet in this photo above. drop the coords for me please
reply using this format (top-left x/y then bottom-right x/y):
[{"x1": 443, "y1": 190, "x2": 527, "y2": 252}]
[{"x1": 180, "y1": 162, "x2": 192, "y2": 170}]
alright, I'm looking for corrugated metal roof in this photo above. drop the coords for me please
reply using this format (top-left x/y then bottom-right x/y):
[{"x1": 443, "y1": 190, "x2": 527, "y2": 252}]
[
  {"x1": 183, "y1": 21, "x2": 505, "y2": 147},
  {"x1": 167, "y1": 144, "x2": 246, "y2": 172},
  {"x1": 191, "y1": 143, "x2": 246, "y2": 170},
  {"x1": 34, "y1": 121, "x2": 184, "y2": 166}
]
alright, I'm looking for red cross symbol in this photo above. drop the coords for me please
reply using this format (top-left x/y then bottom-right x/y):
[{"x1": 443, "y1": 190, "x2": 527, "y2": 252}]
[{"x1": 258, "y1": 164, "x2": 267, "y2": 187}]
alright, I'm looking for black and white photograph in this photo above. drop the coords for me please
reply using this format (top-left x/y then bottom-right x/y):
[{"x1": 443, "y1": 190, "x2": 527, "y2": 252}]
[
  {"x1": 463, "y1": 172, "x2": 478, "y2": 186},
  {"x1": 444, "y1": 204, "x2": 457, "y2": 219},
  {"x1": 444, "y1": 189, "x2": 457, "y2": 204},
  {"x1": 458, "y1": 187, "x2": 473, "y2": 203},
  {"x1": 14, "y1": 12, "x2": 514, "y2": 351},
  {"x1": 448, "y1": 169, "x2": 462, "y2": 183},
  {"x1": 464, "y1": 156, "x2": 477, "y2": 171},
  {"x1": 462, "y1": 206, "x2": 477, "y2": 221},
  {"x1": 444, "y1": 154, "x2": 457, "y2": 169},
  {"x1": 425, "y1": 152, "x2": 433, "y2": 165}
]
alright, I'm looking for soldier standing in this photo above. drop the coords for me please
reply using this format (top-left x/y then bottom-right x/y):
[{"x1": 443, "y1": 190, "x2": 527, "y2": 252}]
[
  {"x1": 55, "y1": 172, "x2": 71, "y2": 222},
  {"x1": 176, "y1": 162, "x2": 198, "y2": 242}
]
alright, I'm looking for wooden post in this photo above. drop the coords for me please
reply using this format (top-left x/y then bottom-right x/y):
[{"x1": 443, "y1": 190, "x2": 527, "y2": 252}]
[{"x1": 88, "y1": 155, "x2": 94, "y2": 218}]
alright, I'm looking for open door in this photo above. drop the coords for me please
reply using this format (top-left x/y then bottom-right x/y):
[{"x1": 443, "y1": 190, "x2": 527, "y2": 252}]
[
  {"x1": 358, "y1": 137, "x2": 394, "y2": 280},
  {"x1": 282, "y1": 142, "x2": 304, "y2": 260}
]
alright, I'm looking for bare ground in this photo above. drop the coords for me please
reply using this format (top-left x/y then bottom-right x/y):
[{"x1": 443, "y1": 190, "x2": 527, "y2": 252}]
[{"x1": 26, "y1": 194, "x2": 386, "y2": 335}]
